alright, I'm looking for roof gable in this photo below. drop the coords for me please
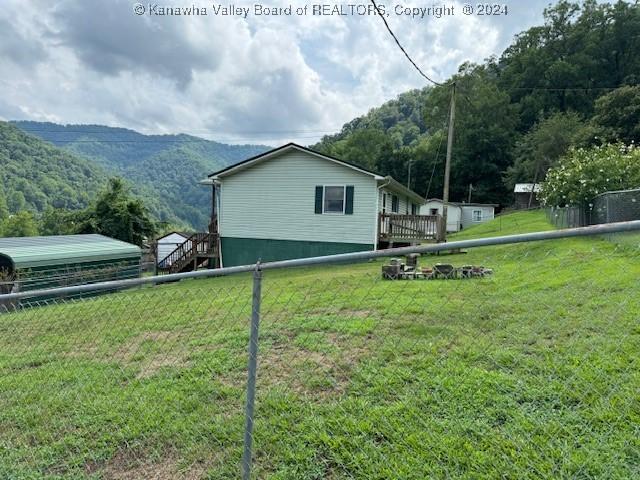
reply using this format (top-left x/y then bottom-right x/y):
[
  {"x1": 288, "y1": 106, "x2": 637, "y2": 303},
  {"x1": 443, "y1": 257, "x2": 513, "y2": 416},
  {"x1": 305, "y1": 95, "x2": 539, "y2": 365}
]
[
  {"x1": 156, "y1": 231, "x2": 190, "y2": 241},
  {"x1": 209, "y1": 143, "x2": 384, "y2": 180}
]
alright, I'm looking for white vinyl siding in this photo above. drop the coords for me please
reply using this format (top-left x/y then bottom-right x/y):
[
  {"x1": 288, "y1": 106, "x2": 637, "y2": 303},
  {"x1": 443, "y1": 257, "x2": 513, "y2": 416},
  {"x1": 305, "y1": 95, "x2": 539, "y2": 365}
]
[
  {"x1": 420, "y1": 201, "x2": 462, "y2": 232},
  {"x1": 218, "y1": 150, "x2": 377, "y2": 244},
  {"x1": 379, "y1": 188, "x2": 411, "y2": 214},
  {"x1": 156, "y1": 233, "x2": 189, "y2": 265},
  {"x1": 460, "y1": 205, "x2": 494, "y2": 229}
]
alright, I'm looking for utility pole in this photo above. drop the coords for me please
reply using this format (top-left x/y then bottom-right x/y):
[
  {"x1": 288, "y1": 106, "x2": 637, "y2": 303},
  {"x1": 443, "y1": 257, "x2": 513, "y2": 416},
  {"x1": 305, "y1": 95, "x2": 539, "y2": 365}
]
[
  {"x1": 407, "y1": 160, "x2": 412, "y2": 189},
  {"x1": 468, "y1": 183, "x2": 473, "y2": 203},
  {"x1": 441, "y1": 82, "x2": 456, "y2": 242}
]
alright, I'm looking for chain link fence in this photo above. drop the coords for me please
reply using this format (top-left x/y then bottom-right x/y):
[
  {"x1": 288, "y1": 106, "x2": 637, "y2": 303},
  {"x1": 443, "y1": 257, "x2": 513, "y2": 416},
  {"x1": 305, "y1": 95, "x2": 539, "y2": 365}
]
[
  {"x1": 592, "y1": 188, "x2": 640, "y2": 246},
  {"x1": 1, "y1": 222, "x2": 639, "y2": 479},
  {"x1": 545, "y1": 205, "x2": 590, "y2": 229},
  {"x1": 546, "y1": 188, "x2": 640, "y2": 245}
]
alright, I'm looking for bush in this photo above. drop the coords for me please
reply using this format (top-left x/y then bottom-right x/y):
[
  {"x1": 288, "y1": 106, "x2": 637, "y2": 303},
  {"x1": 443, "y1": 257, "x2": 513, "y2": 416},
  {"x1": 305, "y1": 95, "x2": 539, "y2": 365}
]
[{"x1": 539, "y1": 144, "x2": 640, "y2": 207}]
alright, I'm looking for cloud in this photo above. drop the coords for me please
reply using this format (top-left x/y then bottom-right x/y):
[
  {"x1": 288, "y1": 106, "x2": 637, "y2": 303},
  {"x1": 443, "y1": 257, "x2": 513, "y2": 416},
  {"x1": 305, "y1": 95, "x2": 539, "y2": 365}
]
[
  {"x1": 49, "y1": 0, "x2": 221, "y2": 87},
  {"x1": 0, "y1": 12, "x2": 48, "y2": 67},
  {"x1": 0, "y1": 0, "x2": 555, "y2": 145}
]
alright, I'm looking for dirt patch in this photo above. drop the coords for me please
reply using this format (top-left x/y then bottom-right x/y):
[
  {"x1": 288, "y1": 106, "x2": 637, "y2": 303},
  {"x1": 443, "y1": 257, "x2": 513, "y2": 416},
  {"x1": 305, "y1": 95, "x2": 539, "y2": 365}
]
[
  {"x1": 117, "y1": 331, "x2": 191, "y2": 379},
  {"x1": 113, "y1": 331, "x2": 180, "y2": 361},
  {"x1": 257, "y1": 332, "x2": 372, "y2": 398},
  {"x1": 66, "y1": 331, "x2": 191, "y2": 379},
  {"x1": 135, "y1": 355, "x2": 190, "y2": 379},
  {"x1": 85, "y1": 448, "x2": 207, "y2": 480}
]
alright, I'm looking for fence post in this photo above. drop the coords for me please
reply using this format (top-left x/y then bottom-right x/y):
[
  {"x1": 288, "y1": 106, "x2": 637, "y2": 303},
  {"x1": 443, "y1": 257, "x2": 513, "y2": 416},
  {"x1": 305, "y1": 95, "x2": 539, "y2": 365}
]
[{"x1": 242, "y1": 262, "x2": 262, "y2": 480}]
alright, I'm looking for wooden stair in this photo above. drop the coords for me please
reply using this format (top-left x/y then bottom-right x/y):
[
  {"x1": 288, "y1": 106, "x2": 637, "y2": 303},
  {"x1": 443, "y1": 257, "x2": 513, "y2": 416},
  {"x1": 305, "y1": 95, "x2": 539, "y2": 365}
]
[{"x1": 157, "y1": 232, "x2": 219, "y2": 274}]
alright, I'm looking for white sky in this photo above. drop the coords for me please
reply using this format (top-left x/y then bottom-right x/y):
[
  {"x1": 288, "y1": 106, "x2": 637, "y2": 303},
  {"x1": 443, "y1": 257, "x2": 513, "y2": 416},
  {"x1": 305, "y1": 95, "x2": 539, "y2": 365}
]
[{"x1": 0, "y1": 0, "x2": 559, "y2": 145}]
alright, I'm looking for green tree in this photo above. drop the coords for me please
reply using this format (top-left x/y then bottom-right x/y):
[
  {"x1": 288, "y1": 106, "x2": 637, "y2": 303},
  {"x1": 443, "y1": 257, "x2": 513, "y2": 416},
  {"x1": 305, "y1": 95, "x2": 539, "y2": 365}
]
[
  {"x1": 592, "y1": 85, "x2": 640, "y2": 144},
  {"x1": 7, "y1": 191, "x2": 27, "y2": 213},
  {"x1": 1, "y1": 211, "x2": 39, "y2": 237},
  {"x1": 78, "y1": 178, "x2": 156, "y2": 247},
  {"x1": 317, "y1": 129, "x2": 394, "y2": 171},
  {"x1": 38, "y1": 207, "x2": 80, "y2": 236},
  {"x1": 504, "y1": 112, "x2": 592, "y2": 189},
  {"x1": 424, "y1": 64, "x2": 519, "y2": 203},
  {"x1": 539, "y1": 143, "x2": 640, "y2": 206},
  {"x1": 0, "y1": 185, "x2": 9, "y2": 222}
]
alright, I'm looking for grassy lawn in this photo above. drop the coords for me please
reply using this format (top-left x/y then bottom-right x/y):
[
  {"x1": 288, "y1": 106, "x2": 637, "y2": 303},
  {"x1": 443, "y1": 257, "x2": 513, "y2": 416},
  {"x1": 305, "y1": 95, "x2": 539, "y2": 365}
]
[
  {"x1": 0, "y1": 210, "x2": 639, "y2": 479},
  {"x1": 451, "y1": 209, "x2": 554, "y2": 240}
]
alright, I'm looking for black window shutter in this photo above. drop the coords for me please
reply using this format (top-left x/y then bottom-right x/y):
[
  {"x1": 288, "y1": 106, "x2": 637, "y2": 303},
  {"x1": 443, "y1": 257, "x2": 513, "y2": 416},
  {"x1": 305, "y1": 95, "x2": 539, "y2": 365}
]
[
  {"x1": 315, "y1": 186, "x2": 323, "y2": 214},
  {"x1": 345, "y1": 186, "x2": 354, "y2": 214}
]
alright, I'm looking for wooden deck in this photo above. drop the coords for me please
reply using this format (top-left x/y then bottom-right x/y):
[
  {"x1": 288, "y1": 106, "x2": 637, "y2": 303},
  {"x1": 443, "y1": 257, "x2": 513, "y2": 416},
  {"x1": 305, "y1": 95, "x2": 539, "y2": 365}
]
[{"x1": 378, "y1": 213, "x2": 443, "y2": 243}]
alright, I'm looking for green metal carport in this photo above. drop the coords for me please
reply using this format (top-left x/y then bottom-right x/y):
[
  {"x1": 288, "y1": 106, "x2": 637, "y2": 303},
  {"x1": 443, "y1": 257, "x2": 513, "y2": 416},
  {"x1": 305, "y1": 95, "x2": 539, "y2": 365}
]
[{"x1": 0, "y1": 234, "x2": 141, "y2": 294}]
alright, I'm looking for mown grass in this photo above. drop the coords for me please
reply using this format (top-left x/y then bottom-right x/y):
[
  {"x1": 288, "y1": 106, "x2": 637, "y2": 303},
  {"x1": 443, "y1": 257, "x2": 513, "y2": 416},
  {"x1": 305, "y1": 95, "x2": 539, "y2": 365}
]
[
  {"x1": 451, "y1": 208, "x2": 554, "y2": 240},
  {"x1": 0, "y1": 210, "x2": 639, "y2": 479}
]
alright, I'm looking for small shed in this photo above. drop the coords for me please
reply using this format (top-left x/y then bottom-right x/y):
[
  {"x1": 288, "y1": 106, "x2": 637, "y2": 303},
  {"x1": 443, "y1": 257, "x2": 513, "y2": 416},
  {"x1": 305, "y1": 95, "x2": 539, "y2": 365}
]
[
  {"x1": 420, "y1": 199, "x2": 462, "y2": 232},
  {"x1": 420, "y1": 199, "x2": 497, "y2": 232},
  {"x1": 458, "y1": 203, "x2": 497, "y2": 229},
  {"x1": 514, "y1": 183, "x2": 541, "y2": 209},
  {"x1": 155, "y1": 231, "x2": 191, "y2": 266},
  {"x1": 0, "y1": 234, "x2": 142, "y2": 294}
]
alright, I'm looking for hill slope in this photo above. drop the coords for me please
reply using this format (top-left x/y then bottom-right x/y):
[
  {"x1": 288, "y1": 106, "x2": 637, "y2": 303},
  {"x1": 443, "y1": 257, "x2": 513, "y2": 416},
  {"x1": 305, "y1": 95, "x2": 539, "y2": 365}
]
[
  {"x1": 0, "y1": 122, "x2": 107, "y2": 213},
  {"x1": 11, "y1": 121, "x2": 269, "y2": 228}
]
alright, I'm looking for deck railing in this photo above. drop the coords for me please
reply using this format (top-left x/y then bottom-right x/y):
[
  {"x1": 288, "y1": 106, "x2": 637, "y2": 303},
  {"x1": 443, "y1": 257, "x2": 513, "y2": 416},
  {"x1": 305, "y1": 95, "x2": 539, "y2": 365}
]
[
  {"x1": 158, "y1": 233, "x2": 217, "y2": 273},
  {"x1": 378, "y1": 213, "x2": 442, "y2": 242}
]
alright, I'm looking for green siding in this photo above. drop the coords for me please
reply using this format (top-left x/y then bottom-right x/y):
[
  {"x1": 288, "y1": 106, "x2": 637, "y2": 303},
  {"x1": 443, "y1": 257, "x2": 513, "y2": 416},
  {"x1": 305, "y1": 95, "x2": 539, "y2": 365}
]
[{"x1": 221, "y1": 237, "x2": 374, "y2": 267}]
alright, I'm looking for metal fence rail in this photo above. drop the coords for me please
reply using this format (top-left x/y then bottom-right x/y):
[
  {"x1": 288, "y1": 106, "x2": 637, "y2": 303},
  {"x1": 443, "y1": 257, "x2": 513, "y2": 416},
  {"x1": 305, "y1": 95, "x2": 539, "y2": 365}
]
[{"x1": 1, "y1": 221, "x2": 639, "y2": 479}]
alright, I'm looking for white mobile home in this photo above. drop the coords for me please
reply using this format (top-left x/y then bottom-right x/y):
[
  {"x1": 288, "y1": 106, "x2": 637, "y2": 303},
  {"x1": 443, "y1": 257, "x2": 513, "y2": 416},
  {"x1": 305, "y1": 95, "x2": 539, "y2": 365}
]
[
  {"x1": 206, "y1": 143, "x2": 439, "y2": 267},
  {"x1": 420, "y1": 198, "x2": 497, "y2": 232}
]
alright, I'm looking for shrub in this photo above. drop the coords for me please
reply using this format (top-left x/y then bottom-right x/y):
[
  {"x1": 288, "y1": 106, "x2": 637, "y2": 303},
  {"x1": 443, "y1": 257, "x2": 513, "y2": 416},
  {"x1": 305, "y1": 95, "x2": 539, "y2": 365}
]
[{"x1": 539, "y1": 144, "x2": 640, "y2": 207}]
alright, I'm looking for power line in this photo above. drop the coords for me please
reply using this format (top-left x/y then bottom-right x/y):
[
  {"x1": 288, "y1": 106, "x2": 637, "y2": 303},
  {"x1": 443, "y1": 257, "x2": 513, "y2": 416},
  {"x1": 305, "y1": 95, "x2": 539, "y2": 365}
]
[
  {"x1": 369, "y1": 0, "x2": 444, "y2": 87},
  {"x1": 424, "y1": 111, "x2": 450, "y2": 199}
]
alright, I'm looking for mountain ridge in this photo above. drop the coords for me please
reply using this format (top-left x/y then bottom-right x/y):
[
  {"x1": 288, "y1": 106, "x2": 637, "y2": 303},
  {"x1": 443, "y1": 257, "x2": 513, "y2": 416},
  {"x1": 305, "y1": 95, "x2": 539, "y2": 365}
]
[{"x1": 10, "y1": 121, "x2": 270, "y2": 228}]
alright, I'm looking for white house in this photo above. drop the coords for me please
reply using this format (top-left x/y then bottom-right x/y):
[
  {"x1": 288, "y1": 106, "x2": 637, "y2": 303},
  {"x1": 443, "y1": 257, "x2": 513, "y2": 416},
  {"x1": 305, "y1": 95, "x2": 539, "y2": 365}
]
[
  {"x1": 155, "y1": 231, "x2": 190, "y2": 266},
  {"x1": 206, "y1": 143, "x2": 436, "y2": 267},
  {"x1": 420, "y1": 198, "x2": 497, "y2": 232}
]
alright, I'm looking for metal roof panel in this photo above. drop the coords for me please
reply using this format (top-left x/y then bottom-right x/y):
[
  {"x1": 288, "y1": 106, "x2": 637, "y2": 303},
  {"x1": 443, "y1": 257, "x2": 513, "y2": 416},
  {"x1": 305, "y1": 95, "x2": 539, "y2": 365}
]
[{"x1": 0, "y1": 234, "x2": 141, "y2": 269}]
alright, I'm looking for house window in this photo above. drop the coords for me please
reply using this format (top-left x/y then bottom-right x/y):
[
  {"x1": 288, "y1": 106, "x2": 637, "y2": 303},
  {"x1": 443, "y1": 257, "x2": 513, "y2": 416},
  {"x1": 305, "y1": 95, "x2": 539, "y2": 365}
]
[
  {"x1": 430, "y1": 208, "x2": 438, "y2": 215},
  {"x1": 472, "y1": 209, "x2": 483, "y2": 222},
  {"x1": 411, "y1": 204, "x2": 417, "y2": 215},
  {"x1": 323, "y1": 186, "x2": 345, "y2": 213},
  {"x1": 391, "y1": 195, "x2": 399, "y2": 213}
]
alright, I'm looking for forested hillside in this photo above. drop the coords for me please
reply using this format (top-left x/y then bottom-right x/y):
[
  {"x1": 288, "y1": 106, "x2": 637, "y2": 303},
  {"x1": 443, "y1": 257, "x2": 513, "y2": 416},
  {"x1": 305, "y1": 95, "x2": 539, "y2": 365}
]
[
  {"x1": 5, "y1": 0, "x2": 640, "y2": 232},
  {"x1": 0, "y1": 122, "x2": 107, "y2": 212},
  {"x1": 12, "y1": 121, "x2": 269, "y2": 228},
  {"x1": 315, "y1": 0, "x2": 640, "y2": 205}
]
